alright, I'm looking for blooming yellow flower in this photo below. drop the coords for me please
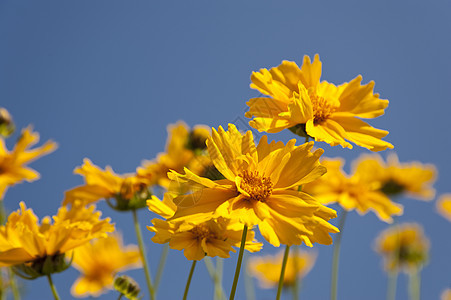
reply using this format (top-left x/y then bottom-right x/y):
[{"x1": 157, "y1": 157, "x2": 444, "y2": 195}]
[
  {"x1": 0, "y1": 201, "x2": 114, "y2": 277},
  {"x1": 355, "y1": 153, "x2": 436, "y2": 200},
  {"x1": 71, "y1": 233, "x2": 141, "y2": 298},
  {"x1": 168, "y1": 124, "x2": 339, "y2": 247},
  {"x1": 0, "y1": 126, "x2": 57, "y2": 199},
  {"x1": 64, "y1": 158, "x2": 151, "y2": 209},
  {"x1": 248, "y1": 249, "x2": 316, "y2": 288},
  {"x1": 245, "y1": 54, "x2": 393, "y2": 151},
  {"x1": 374, "y1": 223, "x2": 429, "y2": 273},
  {"x1": 302, "y1": 158, "x2": 403, "y2": 223},
  {"x1": 436, "y1": 194, "x2": 451, "y2": 222}
]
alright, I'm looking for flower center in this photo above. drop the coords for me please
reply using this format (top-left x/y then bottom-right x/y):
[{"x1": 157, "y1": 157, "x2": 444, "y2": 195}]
[
  {"x1": 240, "y1": 170, "x2": 273, "y2": 202},
  {"x1": 190, "y1": 223, "x2": 218, "y2": 240},
  {"x1": 309, "y1": 92, "x2": 336, "y2": 125}
]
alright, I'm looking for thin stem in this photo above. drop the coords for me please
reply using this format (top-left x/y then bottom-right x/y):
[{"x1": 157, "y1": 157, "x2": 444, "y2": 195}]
[
  {"x1": 331, "y1": 209, "x2": 348, "y2": 300},
  {"x1": 117, "y1": 294, "x2": 124, "y2": 300},
  {"x1": 292, "y1": 246, "x2": 300, "y2": 300},
  {"x1": 215, "y1": 258, "x2": 225, "y2": 300},
  {"x1": 183, "y1": 261, "x2": 197, "y2": 300},
  {"x1": 229, "y1": 224, "x2": 248, "y2": 300},
  {"x1": 305, "y1": 136, "x2": 309, "y2": 143},
  {"x1": 155, "y1": 243, "x2": 169, "y2": 292},
  {"x1": 204, "y1": 257, "x2": 226, "y2": 300},
  {"x1": 244, "y1": 255, "x2": 256, "y2": 300},
  {"x1": 46, "y1": 274, "x2": 60, "y2": 300},
  {"x1": 132, "y1": 209, "x2": 155, "y2": 300},
  {"x1": 387, "y1": 270, "x2": 398, "y2": 300},
  {"x1": 409, "y1": 269, "x2": 421, "y2": 300},
  {"x1": 276, "y1": 245, "x2": 291, "y2": 300}
]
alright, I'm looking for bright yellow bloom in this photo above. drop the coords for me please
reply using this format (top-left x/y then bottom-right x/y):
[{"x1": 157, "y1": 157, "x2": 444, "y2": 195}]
[
  {"x1": 248, "y1": 249, "x2": 316, "y2": 288},
  {"x1": 137, "y1": 122, "x2": 215, "y2": 188},
  {"x1": 0, "y1": 126, "x2": 57, "y2": 199},
  {"x1": 246, "y1": 54, "x2": 393, "y2": 151},
  {"x1": 374, "y1": 223, "x2": 429, "y2": 273},
  {"x1": 0, "y1": 201, "x2": 114, "y2": 275},
  {"x1": 64, "y1": 158, "x2": 151, "y2": 209},
  {"x1": 441, "y1": 289, "x2": 451, "y2": 300},
  {"x1": 71, "y1": 233, "x2": 141, "y2": 298},
  {"x1": 355, "y1": 153, "x2": 436, "y2": 200},
  {"x1": 168, "y1": 124, "x2": 339, "y2": 247},
  {"x1": 436, "y1": 194, "x2": 451, "y2": 222},
  {"x1": 303, "y1": 158, "x2": 403, "y2": 223}
]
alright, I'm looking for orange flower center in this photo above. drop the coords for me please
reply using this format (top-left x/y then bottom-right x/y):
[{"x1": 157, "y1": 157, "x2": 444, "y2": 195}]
[
  {"x1": 190, "y1": 223, "x2": 218, "y2": 240},
  {"x1": 240, "y1": 170, "x2": 273, "y2": 202},
  {"x1": 310, "y1": 92, "x2": 336, "y2": 125}
]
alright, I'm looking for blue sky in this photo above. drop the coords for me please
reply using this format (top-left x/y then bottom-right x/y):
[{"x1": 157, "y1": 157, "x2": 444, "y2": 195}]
[{"x1": 1, "y1": 0, "x2": 451, "y2": 299}]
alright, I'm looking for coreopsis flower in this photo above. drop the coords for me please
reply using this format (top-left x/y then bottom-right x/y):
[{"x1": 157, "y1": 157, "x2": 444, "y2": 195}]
[
  {"x1": 0, "y1": 108, "x2": 15, "y2": 138},
  {"x1": 245, "y1": 54, "x2": 393, "y2": 151},
  {"x1": 136, "y1": 122, "x2": 217, "y2": 189},
  {"x1": 71, "y1": 233, "x2": 141, "y2": 298},
  {"x1": 64, "y1": 159, "x2": 152, "y2": 210},
  {"x1": 374, "y1": 223, "x2": 429, "y2": 274},
  {"x1": 0, "y1": 201, "x2": 114, "y2": 278},
  {"x1": 302, "y1": 158, "x2": 403, "y2": 223},
  {"x1": 168, "y1": 124, "x2": 339, "y2": 247},
  {"x1": 0, "y1": 126, "x2": 57, "y2": 199},
  {"x1": 355, "y1": 153, "x2": 436, "y2": 200},
  {"x1": 436, "y1": 194, "x2": 451, "y2": 222},
  {"x1": 248, "y1": 249, "x2": 316, "y2": 288}
]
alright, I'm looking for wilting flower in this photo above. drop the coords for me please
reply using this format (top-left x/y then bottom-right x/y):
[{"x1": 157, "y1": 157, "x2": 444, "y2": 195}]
[
  {"x1": 137, "y1": 122, "x2": 217, "y2": 188},
  {"x1": 374, "y1": 223, "x2": 429, "y2": 273},
  {"x1": 168, "y1": 124, "x2": 338, "y2": 247},
  {"x1": 64, "y1": 159, "x2": 151, "y2": 210},
  {"x1": 355, "y1": 153, "x2": 436, "y2": 200},
  {"x1": 436, "y1": 194, "x2": 451, "y2": 222},
  {"x1": 0, "y1": 126, "x2": 57, "y2": 199},
  {"x1": 245, "y1": 54, "x2": 393, "y2": 151},
  {"x1": 0, "y1": 201, "x2": 114, "y2": 278},
  {"x1": 71, "y1": 233, "x2": 141, "y2": 298},
  {"x1": 303, "y1": 158, "x2": 403, "y2": 223},
  {"x1": 114, "y1": 275, "x2": 141, "y2": 300},
  {"x1": 248, "y1": 249, "x2": 316, "y2": 288}
]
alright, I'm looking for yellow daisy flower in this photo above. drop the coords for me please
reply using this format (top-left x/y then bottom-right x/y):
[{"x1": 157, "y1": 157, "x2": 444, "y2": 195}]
[
  {"x1": 71, "y1": 233, "x2": 141, "y2": 298},
  {"x1": 248, "y1": 249, "x2": 316, "y2": 288},
  {"x1": 302, "y1": 158, "x2": 403, "y2": 223},
  {"x1": 374, "y1": 223, "x2": 429, "y2": 273},
  {"x1": 168, "y1": 124, "x2": 339, "y2": 247},
  {"x1": 0, "y1": 201, "x2": 114, "y2": 277},
  {"x1": 0, "y1": 126, "x2": 57, "y2": 199},
  {"x1": 245, "y1": 54, "x2": 393, "y2": 151},
  {"x1": 436, "y1": 194, "x2": 451, "y2": 222}
]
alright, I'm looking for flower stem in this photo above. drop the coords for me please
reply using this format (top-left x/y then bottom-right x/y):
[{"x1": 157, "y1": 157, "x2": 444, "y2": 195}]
[
  {"x1": 229, "y1": 224, "x2": 248, "y2": 300},
  {"x1": 132, "y1": 209, "x2": 155, "y2": 300},
  {"x1": 331, "y1": 209, "x2": 348, "y2": 300},
  {"x1": 117, "y1": 294, "x2": 124, "y2": 300},
  {"x1": 155, "y1": 243, "x2": 169, "y2": 292},
  {"x1": 204, "y1": 257, "x2": 226, "y2": 300},
  {"x1": 409, "y1": 269, "x2": 421, "y2": 300},
  {"x1": 276, "y1": 245, "x2": 291, "y2": 300},
  {"x1": 46, "y1": 274, "x2": 60, "y2": 300},
  {"x1": 183, "y1": 260, "x2": 197, "y2": 300},
  {"x1": 215, "y1": 257, "x2": 225, "y2": 300},
  {"x1": 244, "y1": 255, "x2": 256, "y2": 300},
  {"x1": 387, "y1": 270, "x2": 398, "y2": 300}
]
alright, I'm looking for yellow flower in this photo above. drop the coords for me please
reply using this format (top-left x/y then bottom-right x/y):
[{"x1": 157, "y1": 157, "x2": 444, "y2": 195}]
[
  {"x1": 374, "y1": 223, "x2": 429, "y2": 273},
  {"x1": 0, "y1": 126, "x2": 57, "y2": 199},
  {"x1": 248, "y1": 249, "x2": 316, "y2": 288},
  {"x1": 0, "y1": 108, "x2": 15, "y2": 138},
  {"x1": 0, "y1": 201, "x2": 114, "y2": 277},
  {"x1": 64, "y1": 159, "x2": 151, "y2": 210},
  {"x1": 303, "y1": 158, "x2": 403, "y2": 223},
  {"x1": 355, "y1": 153, "x2": 436, "y2": 200},
  {"x1": 71, "y1": 233, "x2": 141, "y2": 298},
  {"x1": 441, "y1": 289, "x2": 451, "y2": 300},
  {"x1": 436, "y1": 194, "x2": 451, "y2": 222},
  {"x1": 168, "y1": 124, "x2": 338, "y2": 247},
  {"x1": 245, "y1": 54, "x2": 393, "y2": 151}
]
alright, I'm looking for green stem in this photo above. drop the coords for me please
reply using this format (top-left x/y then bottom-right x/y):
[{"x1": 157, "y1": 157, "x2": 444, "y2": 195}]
[
  {"x1": 215, "y1": 257, "x2": 225, "y2": 300},
  {"x1": 183, "y1": 260, "x2": 197, "y2": 300},
  {"x1": 229, "y1": 224, "x2": 248, "y2": 300},
  {"x1": 292, "y1": 246, "x2": 300, "y2": 300},
  {"x1": 132, "y1": 209, "x2": 155, "y2": 300},
  {"x1": 244, "y1": 255, "x2": 256, "y2": 300},
  {"x1": 305, "y1": 136, "x2": 309, "y2": 143},
  {"x1": 117, "y1": 294, "x2": 124, "y2": 300},
  {"x1": 331, "y1": 210, "x2": 348, "y2": 300},
  {"x1": 409, "y1": 269, "x2": 421, "y2": 300},
  {"x1": 155, "y1": 243, "x2": 169, "y2": 292},
  {"x1": 387, "y1": 270, "x2": 398, "y2": 300},
  {"x1": 204, "y1": 257, "x2": 226, "y2": 300},
  {"x1": 46, "y1": 274, "x2": 60, "y2": 300},
  {"x1": 276, "y1": 245, "x2": 291, "y2": 300}
]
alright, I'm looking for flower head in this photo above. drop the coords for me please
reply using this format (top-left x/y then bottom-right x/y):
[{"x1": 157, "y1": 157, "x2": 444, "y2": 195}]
[
  {"x1": 436, "y1": 194, "x2": 451, "y2": 222},
  {"x1": 71, "y1": 233, "x2": 141, "y2": 298},
  {"x1": 0, "y1": 126, "x2": 57, "y2": 199},
  {"x1": 303, "y1": 157, "x2": 403, "y2": 223},
  {"x1": 374, "y1": 223, "x2": 429, "y2": 273},
  {"x1": 0, "y1": 202, "x2": 114, "y2": 277},
  {"x1": 168, "y1": 124, "x2": 338, "y2": 247},
  {"x1": 0, "y1": 108, "x2": 15, "y2": 138},
  {"x1": 248, "y1": 249, "x2": 316, "y2": 288},
  {"x1": 246, "y1": 54, "x2": 393, "y2": 151}
]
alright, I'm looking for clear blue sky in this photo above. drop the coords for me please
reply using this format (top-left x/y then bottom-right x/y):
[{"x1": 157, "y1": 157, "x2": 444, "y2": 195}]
[{"x1": 1, "y1": 1, "x2": 450, "y2": 299}]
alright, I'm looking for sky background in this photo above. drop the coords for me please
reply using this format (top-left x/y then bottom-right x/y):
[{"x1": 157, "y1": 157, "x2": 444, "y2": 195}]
[{"x1": 1, "y1": 0, "x2": 451, "y2": 299}]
